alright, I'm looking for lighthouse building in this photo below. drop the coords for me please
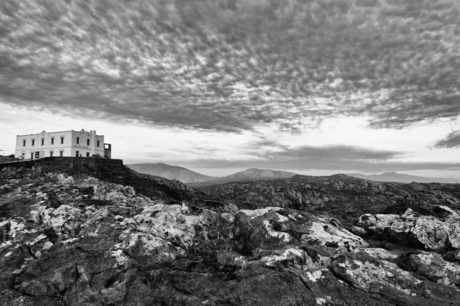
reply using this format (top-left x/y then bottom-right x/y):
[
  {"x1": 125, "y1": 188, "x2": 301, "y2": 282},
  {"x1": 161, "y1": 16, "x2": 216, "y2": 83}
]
[{"x1": 15, "y1": 129, "x2": 110, "y2": 159}]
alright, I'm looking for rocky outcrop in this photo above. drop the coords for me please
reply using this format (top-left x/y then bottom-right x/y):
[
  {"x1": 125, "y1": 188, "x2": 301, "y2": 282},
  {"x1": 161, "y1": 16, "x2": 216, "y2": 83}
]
[
  {"x1": 198, "y1": 174, "x2": 460, "y2": 227},
  {"x1": 2, "y1": 164, "x2": 460, "y2": 305},
  {"x1": 233, "y1": 208, "x2": 368, "y2": 256},
  {"x1": 399, "y1": 252, "x2": 460, "y2": 286},
  {"x1": 357, "y1": 207, "x2": 460, "y2": 250}
]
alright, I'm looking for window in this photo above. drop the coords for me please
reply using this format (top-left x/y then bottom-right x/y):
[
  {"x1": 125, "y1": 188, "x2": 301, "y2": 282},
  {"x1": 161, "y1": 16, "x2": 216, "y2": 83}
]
[
  {"x1": 51, "y1": 138, "x2": 54, "y2": 145},
  {"x1": 32, "y1": 139, "x2": 35, "y2": 146},
  {"x1": 23, "y1": 140, "x2": 26, "y2": 147},
  {"x1": 41, "y1": 138, "x2": 44, "y2": 146},
  {"x1": 50, "y1": 151, "x2": 53, "y2": 157},
  {"x1": 97, "y1": 140, "x2": 100, "y2": 147},
  {"x1": 76, "y1": 137, "x2": 79, "y2": 144},
  {"x1": 31, "y1": 152, "x2": 34, "y2": 159},
  {"x1": 86, "y1": 152, "x2": 90, "y2": 157},
  {"x1": 75, "y1": 151, "x2": 79, "y2": 157},
  {"x1": 59, "y1": 150, "x2": 63, "y2": 157},
  {"x1": 87, "y1": 139, "x2": 90, "y2": 146},
  {"x1": 60, "y1": 136, "x2": 64, "y2": 144}
]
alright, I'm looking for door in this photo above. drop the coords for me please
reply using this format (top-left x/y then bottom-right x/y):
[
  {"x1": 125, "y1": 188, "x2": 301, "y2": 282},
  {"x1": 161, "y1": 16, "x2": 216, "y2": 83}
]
[
  {"x1": 50, "y1": 151, "x2": 53, "y2": 157},
  {"x1": 75, "y1": 151, "x2": 79, "y2": 157},
  {"x1": 31, "y1": 152, "x2": 34, "y2": 159},
  {"x1": 86, "y1": 152, "x2": 90, "y2": 157},
  {"x1": 35, "y1": 152, "x2": 40, "y2": 159},
  {"x1": 60, "y1": 151, "x2": 63, "y2": 157}
]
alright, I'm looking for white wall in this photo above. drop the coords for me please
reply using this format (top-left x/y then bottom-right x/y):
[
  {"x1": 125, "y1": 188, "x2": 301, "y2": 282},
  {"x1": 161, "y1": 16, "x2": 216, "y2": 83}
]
[{"x1": 15, "y1": 130, "x2": 106, "y2": 159}]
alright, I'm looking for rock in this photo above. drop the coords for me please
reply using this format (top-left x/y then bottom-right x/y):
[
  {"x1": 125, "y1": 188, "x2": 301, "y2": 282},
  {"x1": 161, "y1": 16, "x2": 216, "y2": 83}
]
[
  {"x1": 332, "y1": 252, "x2": 423, "y2": 295},
  {"x1": 234, "y1": 207, "x2": 368, "y2": 255},
  {"x1": 357, "y1": 207, "x2": 460, "y2": 250},
  {"x1": 1, "y1": 162, "x2": 460, "y2": 305},
  {"x1": 362, "y1": 248, "x2": 398, "y2": 261},
  {"x1": 399, "y1": 252, "x2": 460, "y2": 286}
]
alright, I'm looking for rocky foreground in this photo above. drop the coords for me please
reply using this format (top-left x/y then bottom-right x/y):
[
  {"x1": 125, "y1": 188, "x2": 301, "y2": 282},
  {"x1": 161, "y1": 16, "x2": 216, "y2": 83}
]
[{"x1": 1, "y1": 161, "x2": 460, "y2": 305}]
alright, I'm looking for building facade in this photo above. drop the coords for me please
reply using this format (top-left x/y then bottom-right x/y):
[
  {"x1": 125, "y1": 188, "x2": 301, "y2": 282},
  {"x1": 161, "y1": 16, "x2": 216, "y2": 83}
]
[{"x1": 15, "y1": 130, "x2": 111, "y2": 159}]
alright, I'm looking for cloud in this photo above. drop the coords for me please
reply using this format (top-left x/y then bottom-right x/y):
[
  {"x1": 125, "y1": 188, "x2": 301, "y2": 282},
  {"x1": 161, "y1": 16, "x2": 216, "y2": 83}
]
[
  {"x1": 179, "y1": 144, "x2": 460, "y2": 172},
  {"x1": 433, "y1": 130, "x2": 460, "y2": 149},
  {"x1": 1, "y1": 0, "x2": 460, "y2": 132},
  {"x1": 263, "y1": 145, "x2": 403, "y2": 161}
]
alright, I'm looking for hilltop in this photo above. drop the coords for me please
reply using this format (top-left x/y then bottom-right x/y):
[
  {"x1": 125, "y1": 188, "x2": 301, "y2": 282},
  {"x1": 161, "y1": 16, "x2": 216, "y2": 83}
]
[
  {"x1": 127, "y1": 164, "x2": 297, "y2": 185},
  {"x1": 195, "y1": 168, "x2": 297, "y2": 186},
  {"x1": 126, "y1": 162, "x2": 216, "y2": 183},
  {"x1": 2, "y1": 159, "x2": 460, "y2": 305}
]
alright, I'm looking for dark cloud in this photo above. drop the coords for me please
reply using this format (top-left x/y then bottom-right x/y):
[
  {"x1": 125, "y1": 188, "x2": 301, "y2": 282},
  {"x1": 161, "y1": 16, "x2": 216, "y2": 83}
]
[
  {"x1": 181, "y1": 143, "x2": 460, "y2": 172},
  {"x1": 263, "y1": 145, "x2": 403, "y2": 161},
  {"x1": 1, "y1": 0, "x2": 460, "y2": 132},
  {"x1": 433, "y1": 130, "x2": 460, "y2": 149},
  {"x1": 178, "y1": 144, "x2": 460, "y2": 172}
]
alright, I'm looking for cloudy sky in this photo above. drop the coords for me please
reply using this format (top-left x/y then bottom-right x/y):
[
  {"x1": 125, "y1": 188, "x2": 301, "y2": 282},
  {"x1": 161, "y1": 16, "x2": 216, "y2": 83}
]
[{"x1": 1, "y1": 0, "x2": 460, "y2": 178}]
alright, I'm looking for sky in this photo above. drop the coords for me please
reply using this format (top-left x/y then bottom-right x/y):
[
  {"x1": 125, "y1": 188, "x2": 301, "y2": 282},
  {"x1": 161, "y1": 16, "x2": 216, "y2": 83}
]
[{"x1": 0, "y1": 0, "x2": 460, "y2": 178}]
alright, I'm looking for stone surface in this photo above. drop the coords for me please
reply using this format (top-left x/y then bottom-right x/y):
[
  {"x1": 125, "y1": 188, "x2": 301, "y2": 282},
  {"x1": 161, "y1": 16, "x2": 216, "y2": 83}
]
[
  {"x1": 1, "y1": 161, "x2": 460, "y2": 305},
  {"x1": 357, "y1": 207, "x2": 460, "y2": 250}
]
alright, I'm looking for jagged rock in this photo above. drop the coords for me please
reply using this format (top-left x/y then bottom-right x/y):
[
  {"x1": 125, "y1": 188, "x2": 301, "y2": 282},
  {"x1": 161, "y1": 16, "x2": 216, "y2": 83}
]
[
  {"x1": 331, "y1": 251, "x2": 460, "y2": 304},
  {"x1": 234, "y1": 207, "x2": 368, "y2": 255},
  {"x1": 357, "y1": 207, "x2": 460, "y2": 250},
  {"x1": 399, "y1": 252, "x2": 460, "y2": 286},
  {"x1": 2, "y1": 162, "x2": 460, "y2": 305}
]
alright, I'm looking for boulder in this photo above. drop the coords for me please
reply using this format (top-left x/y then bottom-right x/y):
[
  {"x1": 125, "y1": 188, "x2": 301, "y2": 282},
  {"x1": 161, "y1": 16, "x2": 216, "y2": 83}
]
[
  {"x1": 357, "y1": 207, "x2": 460, "y2": 250},
  {"x1": 234, "y1": 207, "x2": 368, "y2": 256},
  {"x1": 399, "y1": 252, "x2": 460, "y2": 286}
]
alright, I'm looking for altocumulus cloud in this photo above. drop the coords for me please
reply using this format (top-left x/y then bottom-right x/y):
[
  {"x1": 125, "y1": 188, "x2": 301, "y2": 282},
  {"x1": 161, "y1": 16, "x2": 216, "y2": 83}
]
[{"x1": 1, "y1": 0, "x2": 460, "y2": 132}]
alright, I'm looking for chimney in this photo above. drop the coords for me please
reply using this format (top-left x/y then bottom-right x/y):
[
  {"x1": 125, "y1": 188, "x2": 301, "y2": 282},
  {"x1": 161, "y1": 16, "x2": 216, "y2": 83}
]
[{"x1": 90, "y1": 130, "x2": 96, "y2": 155}]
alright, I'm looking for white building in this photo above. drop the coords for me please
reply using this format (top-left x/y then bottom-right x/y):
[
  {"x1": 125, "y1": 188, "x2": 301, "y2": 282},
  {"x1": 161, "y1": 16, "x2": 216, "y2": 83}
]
[{"x1": 15, "y1": 130, "x2": 110, "y2": 160}]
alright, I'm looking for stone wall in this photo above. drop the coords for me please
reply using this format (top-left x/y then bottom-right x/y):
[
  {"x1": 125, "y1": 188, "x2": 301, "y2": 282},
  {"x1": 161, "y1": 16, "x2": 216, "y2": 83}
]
[{"x1": 0, "y1": 157, "x2": 124, "y2": 177}]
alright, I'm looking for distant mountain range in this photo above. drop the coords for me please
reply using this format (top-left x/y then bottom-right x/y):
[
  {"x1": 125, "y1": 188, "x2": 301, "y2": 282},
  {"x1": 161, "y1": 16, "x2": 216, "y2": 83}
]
[
  {"x1": 126, "y1": 163, "x2": 460, "y2": 185},
  {"x1": 126, "y1": 163, "x2": 216, "y2": 184},
  {"x1": 348, "y1": 172, "x2": 460, "y2": 184},
  {"x1": 126, "y1": 163, "x2": 296, "y2": 185},
  {"x1": 203, "y1": 168, "x2": 297, "y2": 185}
]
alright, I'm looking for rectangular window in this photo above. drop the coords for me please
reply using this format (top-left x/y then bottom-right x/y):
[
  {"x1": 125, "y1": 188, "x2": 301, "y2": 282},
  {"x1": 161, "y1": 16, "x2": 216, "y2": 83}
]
[
  {"x1": 51, "y1": 138, "x2": 54, "y2": 145},
  {"x1": 50, "y1": 151, "x2": 53, "y2": 157},
  {"x1": 23, "y1": 140, "x2": 26, "y2": 147},
  {"x1": 61, "y1": 136, "x2": 64, "y2": 144},
  {"x1": 32, "y1": 139, "x2": 35, "y2": 146},
  {"x1": 87, "y1": 139, "x2": 90, "y2": 146},
  {"x1": 76, "y1": 137, "x2": 79, "y2": 144},
  {"x1": 75, "y1": 151, "x2": 79, "y2": 157},
  {"x1": 59, "y1": 150, "x2": 63, "y2": 157},
  {"x1": 41, "y1": 138, "x2": 44, "y2": 146},
  {"x1": 97, "y1": 140, "x2": 100, "y2": 147},
  {"x1": 86, "y1": 152, "x2": 90, "y2": 157}
]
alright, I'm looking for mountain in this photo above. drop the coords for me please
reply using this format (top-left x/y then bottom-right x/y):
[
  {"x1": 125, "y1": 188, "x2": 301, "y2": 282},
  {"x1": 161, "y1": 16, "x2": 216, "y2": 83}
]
[
  {"x1": 348, "y1": 172, "x2": 460, "y2": 184},
  {"x1": 126, "y1": 162, "x2": 216, "y2": 183},
  {"x1": 190, "y1": 168, "x2": 298, "y2": 187}
]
